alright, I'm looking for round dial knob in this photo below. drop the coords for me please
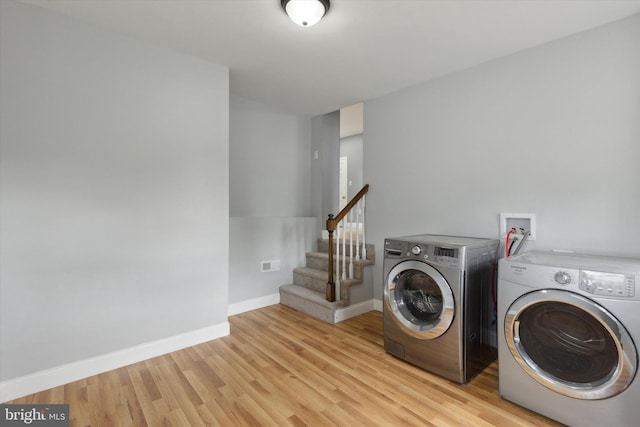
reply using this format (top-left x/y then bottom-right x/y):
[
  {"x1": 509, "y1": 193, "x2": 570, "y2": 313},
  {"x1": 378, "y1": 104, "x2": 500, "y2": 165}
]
[
  {"x1": 554, "y1": 271, "x2": 571, "y2": 285},
  {"x1": 411, "y1": 245, "x2": 422, "y2": 255}
]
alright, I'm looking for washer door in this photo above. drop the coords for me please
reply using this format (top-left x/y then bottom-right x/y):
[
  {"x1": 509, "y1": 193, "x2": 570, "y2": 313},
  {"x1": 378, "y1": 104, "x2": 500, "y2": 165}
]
[
  {"x1": 504, "y1": 289, "x2": 637, "y2": 399},
  {"x1": 384, "y1": 260, "x2": 455, "y2": 339}
]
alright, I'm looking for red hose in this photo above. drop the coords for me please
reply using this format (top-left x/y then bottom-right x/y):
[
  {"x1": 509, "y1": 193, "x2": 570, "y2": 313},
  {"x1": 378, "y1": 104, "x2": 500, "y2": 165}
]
[{"x1": 505, "y1": 228, "x2": 515, "y2": 257}]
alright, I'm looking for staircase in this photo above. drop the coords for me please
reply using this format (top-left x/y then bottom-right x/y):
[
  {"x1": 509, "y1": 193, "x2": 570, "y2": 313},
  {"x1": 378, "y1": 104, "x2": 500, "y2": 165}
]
[{"x1": 279, "y1": 237, "x2": 375, "y2": 324}]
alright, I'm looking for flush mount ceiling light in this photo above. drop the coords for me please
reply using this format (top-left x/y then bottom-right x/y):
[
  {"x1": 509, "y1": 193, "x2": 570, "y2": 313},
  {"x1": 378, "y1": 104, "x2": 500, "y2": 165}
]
[{"x1": 281, "y1": 0, "x2": 330, "y2": 27}]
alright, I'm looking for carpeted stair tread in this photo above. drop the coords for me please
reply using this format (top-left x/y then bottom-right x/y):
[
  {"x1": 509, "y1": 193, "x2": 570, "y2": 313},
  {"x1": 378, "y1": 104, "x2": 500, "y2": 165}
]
[{"x1": 279, "y1": 239, "x2": 376, "y2": 324}]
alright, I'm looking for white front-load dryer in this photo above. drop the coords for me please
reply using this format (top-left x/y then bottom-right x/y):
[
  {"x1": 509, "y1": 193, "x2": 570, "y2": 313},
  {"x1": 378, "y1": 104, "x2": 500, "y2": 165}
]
[
  {"x1": 498, "y1": 251, "x2": 640, "y2": 427},
  {"x1": 383, "y1": 234, "x2": 499, "y2": 384}
]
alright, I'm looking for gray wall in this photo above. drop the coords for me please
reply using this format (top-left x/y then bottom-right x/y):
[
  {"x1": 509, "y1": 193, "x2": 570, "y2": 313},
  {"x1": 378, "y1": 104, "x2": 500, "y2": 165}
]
[
  {"x1": 230, "y1": 95, "x2": 311, "y2": 217},
  {"x1": 0, "y1": 1, "x2": 229, "y2": 381},
  {"x1": 229, "y1": 217, "x2": 318, "y2": 305},
  {"x1": 314, "y1": 112, "x2": 341, "y2": 220},
  {"x1": 229, "y1": 95, "x2": 317, "y2": 306},
  {"x1": 365, "y1": 13, "x2": 640, "y2": 300}
]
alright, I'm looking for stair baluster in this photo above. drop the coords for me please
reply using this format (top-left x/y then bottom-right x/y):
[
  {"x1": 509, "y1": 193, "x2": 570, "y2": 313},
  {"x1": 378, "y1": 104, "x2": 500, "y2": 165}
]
[
  {"x1": 361, "y1": 194, "x2": 367, "y2": 260},
  {"x1": 341, "y1": 217, "x2": 347, "y2": 281},
  {"x1": 348, "y1": 210, "x2": 354, "y2": 279},
  {"x1": 355, "y1": 203, "x2": 361, "y2": 261}
]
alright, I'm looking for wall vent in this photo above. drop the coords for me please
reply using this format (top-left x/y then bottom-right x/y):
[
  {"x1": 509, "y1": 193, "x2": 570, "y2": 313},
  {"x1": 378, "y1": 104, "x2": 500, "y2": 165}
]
[{"x1": 261, "y1": 260, "x2": 281, "y2": 272}]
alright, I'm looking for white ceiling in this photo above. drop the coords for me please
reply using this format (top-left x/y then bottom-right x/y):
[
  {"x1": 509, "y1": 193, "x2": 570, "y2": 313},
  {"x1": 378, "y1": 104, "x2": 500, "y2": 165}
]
[{"x1": 19, "y1": 0, "x2": 640, "y2": 116}]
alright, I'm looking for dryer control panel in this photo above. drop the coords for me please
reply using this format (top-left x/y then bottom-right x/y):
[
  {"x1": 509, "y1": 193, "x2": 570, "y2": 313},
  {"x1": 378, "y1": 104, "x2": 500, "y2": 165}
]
[
  {"x1": 579, "y1": 270, "x2": 635, "y2": 298},
  {"x1": 384, "y1": 240, "x2": 462, "y2": 268}
]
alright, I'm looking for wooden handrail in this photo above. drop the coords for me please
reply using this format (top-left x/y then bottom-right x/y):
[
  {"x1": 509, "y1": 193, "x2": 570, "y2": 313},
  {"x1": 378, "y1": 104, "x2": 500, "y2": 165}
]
[
  {"x1": 326, "y1": 184, "x2": 369, "y2": 232},
  {"x1": 325, "y1": 184, "x2": 369, "y2": 302}
]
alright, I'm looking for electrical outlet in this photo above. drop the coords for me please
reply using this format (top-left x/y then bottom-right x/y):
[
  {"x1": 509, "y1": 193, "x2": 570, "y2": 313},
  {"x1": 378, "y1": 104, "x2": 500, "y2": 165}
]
[{"x1": 500, "y1": 213, "x2": 536, "y2": 241}]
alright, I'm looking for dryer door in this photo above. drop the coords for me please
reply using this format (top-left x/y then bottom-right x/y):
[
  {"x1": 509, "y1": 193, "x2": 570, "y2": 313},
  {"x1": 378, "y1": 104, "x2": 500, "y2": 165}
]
[
  {"x1": 384, "y1": 260, "x2": 455, "y2": 339},
  {"x1": 504, "y1": 289, "x2": 637, "y2": 400}
]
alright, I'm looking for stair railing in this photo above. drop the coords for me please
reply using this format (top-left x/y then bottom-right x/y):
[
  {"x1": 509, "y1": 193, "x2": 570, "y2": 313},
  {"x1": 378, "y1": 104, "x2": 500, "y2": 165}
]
[{"x1": 325, "y1": 184, "x2": 369, "y2": 302}]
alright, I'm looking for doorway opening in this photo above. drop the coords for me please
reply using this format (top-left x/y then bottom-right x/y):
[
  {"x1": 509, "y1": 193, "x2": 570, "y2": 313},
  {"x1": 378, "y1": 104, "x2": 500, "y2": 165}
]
[{"x1": 339, "y1": 103, "x2": 364, "y2": 233}]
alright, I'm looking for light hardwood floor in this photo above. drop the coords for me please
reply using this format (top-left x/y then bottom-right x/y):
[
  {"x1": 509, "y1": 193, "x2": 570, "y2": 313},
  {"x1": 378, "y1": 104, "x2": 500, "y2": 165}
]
[{"x1": 8, "y1": 305, "x2": 562, "y2": 426}]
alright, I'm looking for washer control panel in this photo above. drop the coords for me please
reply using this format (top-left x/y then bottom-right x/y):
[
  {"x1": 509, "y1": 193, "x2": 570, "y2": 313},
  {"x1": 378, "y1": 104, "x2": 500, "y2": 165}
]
[
  {"x1": 384, "y1": 240, "x2": 461, "y2": 268},
  {"x1": 502, "y1": 252, "x2": 640, "y2": 301},
  {"x1": 579, "y1": 270, "x2": 635, "y2": 297}
]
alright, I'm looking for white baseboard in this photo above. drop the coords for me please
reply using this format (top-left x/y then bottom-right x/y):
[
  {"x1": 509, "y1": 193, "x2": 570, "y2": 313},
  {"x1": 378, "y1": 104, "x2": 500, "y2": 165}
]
[
  {"x1": 2, "y1": 296, "x2": 379, "y2": 402},
  {"x1": 334, "y1": 300, "x2": 375, "y2": 322},
  {"x1": 228, "y1": 293, "x2": 280, "y2": 316},
  {"x1": 0, "y1": 321, "x2": 230, "y2": 403}
]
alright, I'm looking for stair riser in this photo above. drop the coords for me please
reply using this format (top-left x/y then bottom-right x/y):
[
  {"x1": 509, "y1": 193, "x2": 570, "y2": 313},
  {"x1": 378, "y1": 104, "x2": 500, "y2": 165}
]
[
  {"x1": 333, "y1": 263, "x2": 364, "y2": 281},
  {"x1": 305, "y1": 255, "x2": 366, "y2": 280},
  {"x1": 279, "y1": 291, "x2": 336, "y2": 324},
  {"x1": 293, "y1": 271, "x2": 326, "y2": 293},
  {"x1": 306, "y1": 255, "x2": 329, "y2": 271},
  {"x1": 279, "y1": 240, "x2": 375, "y2": 324}
]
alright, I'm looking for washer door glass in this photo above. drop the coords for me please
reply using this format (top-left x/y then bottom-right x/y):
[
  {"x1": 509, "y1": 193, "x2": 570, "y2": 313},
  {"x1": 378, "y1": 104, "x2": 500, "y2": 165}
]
[
  {"x1": 504, "y1": 289, "x2": 637, "y2": 399},
  {"x1": 384, "y1": 260, "x2": 455, "y2": 339}
]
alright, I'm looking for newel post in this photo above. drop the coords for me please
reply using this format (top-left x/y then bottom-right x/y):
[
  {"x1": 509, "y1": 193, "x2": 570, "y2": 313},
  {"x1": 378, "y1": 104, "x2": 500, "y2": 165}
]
[{"x1": 326, "y1": 214, "x2": 337, "y2": 302}]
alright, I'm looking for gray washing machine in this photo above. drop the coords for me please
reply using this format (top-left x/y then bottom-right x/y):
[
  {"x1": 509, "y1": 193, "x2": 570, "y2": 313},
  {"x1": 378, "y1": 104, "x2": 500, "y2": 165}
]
[
  {"x1": 383, "y1": 234, "x2": 499, "y2": 384},
  {"x1": 498, "y1": 251, "x2": 640, "y2": 427}
]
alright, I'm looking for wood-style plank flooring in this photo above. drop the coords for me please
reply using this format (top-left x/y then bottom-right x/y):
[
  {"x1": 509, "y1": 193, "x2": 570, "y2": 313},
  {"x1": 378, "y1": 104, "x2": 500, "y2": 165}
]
[{"x1": 8, "y1": 305, "x2": 562, "y2": 426}]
